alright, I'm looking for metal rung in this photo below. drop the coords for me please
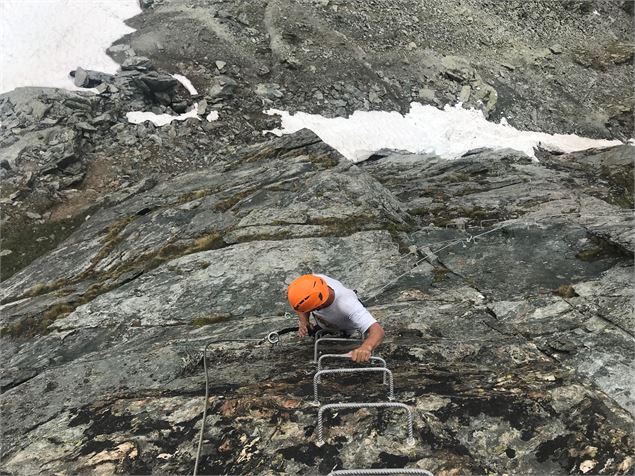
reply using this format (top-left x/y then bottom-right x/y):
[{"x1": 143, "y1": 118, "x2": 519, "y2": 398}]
[
  {"x1": 317, "y1": 402, "x2": 415, "y2": 446},
  {"x1": 328, "y1": 470, "x2": 434, "y2": 476},
  {"x1": 317, "y1": 354, "x2": 388, "y2": 384},
  {"x1": 313, "y1": 368, "x2": 394, "y2": 404},
  {"x1": 313, "y1": 337, "x2": 362, "y2": 362}
]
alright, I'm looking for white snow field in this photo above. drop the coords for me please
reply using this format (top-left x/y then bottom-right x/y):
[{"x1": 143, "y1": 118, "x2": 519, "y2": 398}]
[
  {"x1": 0, "y1": 0, "x2": 141, "y2": 94},
  {"x1": 1, "y1": 2, "x2": 625, "y2": 155},
  {"x1": 2, "y1": 0, "x2": 210, "y2": 127},
  {"x1": 126, "y1": 105, "x2": 219, "y2": 126},
  {"x1": 267, "y1": 103, "x2": 624, "y2": 161}
]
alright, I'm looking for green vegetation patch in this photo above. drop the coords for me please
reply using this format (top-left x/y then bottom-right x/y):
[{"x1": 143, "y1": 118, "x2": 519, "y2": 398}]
[
  {"x1": 555, "y1": 284, "x2": 577, "y2": 298},
  {"x1": 214, "y1": 188, "x2": 258, "y2": 212},
  {"x1": 575, "y1": 247, "x2": 604, "y2": 262},
  {"x1": 191, "y1": 314, "x2": 232, "y2": 326},
  {"x1": 1, "y1": 212, "x2": 90, "y2": 281},
  {"x1": 305, "y1": 153, "x2": 339, "y2": 169},
  {"x1": 175, "y1": 188, "x2": 218, "y2": 205},
  {"x1": 432, "y1": 267, "x2": 450, "y2": 283}
]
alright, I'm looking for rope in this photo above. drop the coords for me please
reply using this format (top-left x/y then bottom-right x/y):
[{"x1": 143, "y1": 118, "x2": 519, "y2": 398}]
[{"x1": 192, "y1": 328, "x2": 295, "y2": 476}]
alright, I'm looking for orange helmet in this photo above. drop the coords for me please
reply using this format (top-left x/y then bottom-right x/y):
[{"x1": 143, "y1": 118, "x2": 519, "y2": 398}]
[{"x1": 288, "y1": 274, "x2": 329, "y2": 312}]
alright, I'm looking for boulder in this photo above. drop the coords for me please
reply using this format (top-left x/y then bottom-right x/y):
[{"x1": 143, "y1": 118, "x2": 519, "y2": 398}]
[
  {"x1": 207, "y1": 75, "x2": 238, "y2": 102},
  {"x1": 255, "y1": 83, "x2": 284, "y2": 100},
  {"x1": 71, "y1": 68, "x2": 114, "y2": 88},
  {"x1": 196, "y1": 99, "x2": 208, "y2": 115},
  {"x1": 139, "y1": 72, "x2": 178, "y2": 92},
  {"x1": 72, "y1": 67, "x2": 89, "y2": 87},
  {"x1": 550, "y1": 43, "x2": 564, "y2": 54},
  {"x1": 171, "y1": 101, "x2": 188, "y2": 113},
  {"x1": 29, "y1": 100, "x2": 50, "y2": 120},
  {"x1": 121, "y1": 56, "x2": 154, "y2": 71},
  {"x1": 75, "y1": 122, "x2": 97, "y2": 132}
]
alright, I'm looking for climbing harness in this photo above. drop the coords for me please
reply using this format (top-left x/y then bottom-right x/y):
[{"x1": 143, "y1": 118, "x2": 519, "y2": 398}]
[
  {"x1": 317, "y1": 402, "x2": 415, "y2": 447},
  {"x1": 313, "y1": 367, "x2": 394, "y2": 405},
  {"x1": 314, "y1": 328, "x2": 361, "y2": 340}
]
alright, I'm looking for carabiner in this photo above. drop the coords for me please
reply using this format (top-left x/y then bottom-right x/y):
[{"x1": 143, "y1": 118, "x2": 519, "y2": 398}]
[{"x1": 266, "y1": 331, "x2": 280, "y2": 345}]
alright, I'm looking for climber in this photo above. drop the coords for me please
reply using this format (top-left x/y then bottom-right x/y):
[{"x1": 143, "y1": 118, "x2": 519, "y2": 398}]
[{"x1": 287, "y1": 274, "x2": 385, "y2": 363}]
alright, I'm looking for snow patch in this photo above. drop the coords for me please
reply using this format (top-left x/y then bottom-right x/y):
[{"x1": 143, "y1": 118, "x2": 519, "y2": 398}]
[
  {"x1": 126, "y1": 103, "x2": 220, "y2": 127},
  {"x1": 266, "y1": 103, "x2": 624, "y2": 161},
  {"x1": 173, "y1": 74, "x2": 198, "y2": 95},
  {"x1": 126, "y1": 108, "x2": 200, "y2": 127},
  {"x1": 0, "y1": 0, "x2": 140, "y2": 94}
]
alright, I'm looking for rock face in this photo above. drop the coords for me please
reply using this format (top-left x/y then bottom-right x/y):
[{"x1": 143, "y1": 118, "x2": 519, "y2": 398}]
[
  {"x1": 1, "y1": 1, "x2": 634, "y2": 475},
  {"x1": 2, "y1": 0, "x2": 633, "y2": 282},
  {"x1": 1, "y1": 130, "x2": 633, "y2": 475}
]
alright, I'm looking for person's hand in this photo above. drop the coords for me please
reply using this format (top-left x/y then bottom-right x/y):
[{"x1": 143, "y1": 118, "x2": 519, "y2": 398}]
[
  {"x1": 350, "y1": 345, "x2": 372, "y2": 363},
  {"x1": 298, "y1": 323, "x2": 310, "y2": 338}
]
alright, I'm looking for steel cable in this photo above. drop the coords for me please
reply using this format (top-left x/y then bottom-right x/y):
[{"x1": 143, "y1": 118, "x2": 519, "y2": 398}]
[
  {"x1": 192, "y1": 327, "x2": 297, "y2": 476},
  {"x1": 363, "y1": 220, "x2": 527, "y2": 304}
]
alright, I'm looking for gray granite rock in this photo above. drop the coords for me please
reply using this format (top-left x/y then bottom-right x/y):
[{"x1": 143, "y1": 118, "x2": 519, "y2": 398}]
[
  {"x1": 207, "y1": 75, "x2": 238, "y2": 102},
  {"x1": 121, "y1": 56, "x2": 154, "y2": 72},
  {"x1": 73, "y1": 67, "x2": 89, "y2": 87},
  {"x1": 1, "y1": 132, "x2": 633, "y2": 475}
]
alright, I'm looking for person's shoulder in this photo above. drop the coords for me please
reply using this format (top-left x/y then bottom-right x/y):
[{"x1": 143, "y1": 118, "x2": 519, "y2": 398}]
[
  {"x1": 316, "y1": 274, "x2": 340, "y2": 288},
  {"x1": 338, "y1": 286, "x2": 363, "y2": 307}
]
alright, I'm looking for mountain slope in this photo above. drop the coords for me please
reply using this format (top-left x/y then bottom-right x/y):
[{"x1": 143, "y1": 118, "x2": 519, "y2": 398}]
[{"x1": 1, "y1": 131, "x2": 633, "y2": 474}]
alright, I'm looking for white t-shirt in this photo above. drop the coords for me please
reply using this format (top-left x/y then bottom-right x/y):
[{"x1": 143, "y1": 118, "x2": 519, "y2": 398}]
[{"x1": 311, "y1": 274, "x2": 377, "y2": 333}]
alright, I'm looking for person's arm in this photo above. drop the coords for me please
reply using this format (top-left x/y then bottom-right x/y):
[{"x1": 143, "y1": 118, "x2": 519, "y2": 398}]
[
  {"x1": 296, "y1": 311, "x2": 312, "y2": 337},
  {"x1": 350, "y1": 322, "x2": 385, "y2": 362}
]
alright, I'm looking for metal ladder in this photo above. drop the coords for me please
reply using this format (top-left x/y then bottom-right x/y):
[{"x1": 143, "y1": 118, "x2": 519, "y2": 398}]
[{"x1": 311, "y1": 336, "x2": 433, "y2": 474}]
